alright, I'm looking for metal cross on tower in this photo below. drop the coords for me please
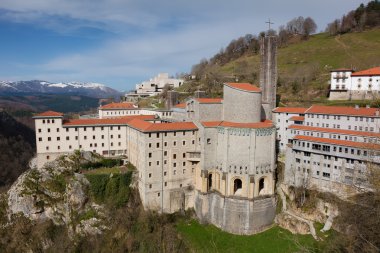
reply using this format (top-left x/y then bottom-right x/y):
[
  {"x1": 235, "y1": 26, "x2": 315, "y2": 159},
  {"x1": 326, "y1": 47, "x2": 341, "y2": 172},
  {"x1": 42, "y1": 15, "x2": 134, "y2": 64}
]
[{"x1": 266, "y1": 18, "x2": 274, "y2": 30}]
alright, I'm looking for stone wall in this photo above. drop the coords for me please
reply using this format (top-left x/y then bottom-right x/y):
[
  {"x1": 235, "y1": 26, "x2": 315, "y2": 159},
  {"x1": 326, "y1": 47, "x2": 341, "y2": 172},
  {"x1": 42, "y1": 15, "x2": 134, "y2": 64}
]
[{"x1": 194, "y1": 191, "x2": 276, "y2": 235}]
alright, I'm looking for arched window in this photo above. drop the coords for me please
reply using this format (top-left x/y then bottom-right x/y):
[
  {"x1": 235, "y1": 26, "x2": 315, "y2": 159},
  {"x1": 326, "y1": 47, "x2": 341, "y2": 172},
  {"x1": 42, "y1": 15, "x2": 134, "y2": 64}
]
[
  {"x1": 234, "y1": 179, "x2": 242, "y2": 195},
  {"x1": 259, "y1": 178, "x2": 265, "y2": 194},
  {"x1": 208, "y1": 174, "x2": 213, "y2": 191}
]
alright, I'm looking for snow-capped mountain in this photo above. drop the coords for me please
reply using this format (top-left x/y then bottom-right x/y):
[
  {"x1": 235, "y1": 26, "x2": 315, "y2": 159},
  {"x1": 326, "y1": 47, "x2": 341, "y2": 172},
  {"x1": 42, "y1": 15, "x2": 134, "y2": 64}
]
[{"x1": 0, "y1": 80, "x2": 121, "y2": 98}]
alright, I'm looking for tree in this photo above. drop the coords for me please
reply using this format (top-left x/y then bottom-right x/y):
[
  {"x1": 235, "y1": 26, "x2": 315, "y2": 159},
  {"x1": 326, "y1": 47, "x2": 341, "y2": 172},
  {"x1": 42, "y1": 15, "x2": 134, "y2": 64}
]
[{"x1": 303, "y1": 17, "x2": 317, "y2": 38}]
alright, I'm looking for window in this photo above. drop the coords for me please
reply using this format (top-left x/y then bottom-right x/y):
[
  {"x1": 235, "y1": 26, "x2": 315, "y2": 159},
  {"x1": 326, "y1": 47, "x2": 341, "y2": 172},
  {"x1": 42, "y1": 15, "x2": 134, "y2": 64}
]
[
  {"x1": 48, "y1": 137, "x2": 51, "y2": 141},
  {"x1": 207, "y1": 138, "x2": 211, "y2": 144},
  {"x1": 183, "y1": 140, "x2": 186, "y2": 146},
  {"x1": 149, "y1": 173, "x2": 152, "y2": 178},
  {"x1": 38, "y1": 137, "x2": 42, "y2": 141},
  {"x1": 66, "y1": 136, "x2": 69, "y2": 140},
  {"x1": 75, "y1": 136, "x2": 78, "y2": 140},
  {"x1": 149, "y1": 152, "x2": 152, "y2": 158},
  {"x1": 173, "y1": 141, "x2": 177, "y2": 146},
  {"x1": 164, "y1": 151, "x2": 167, "y2": 156},
  {"x1": 84, "y1": 136, "x2": 87, "y2": 140},
  {"x1": 173, "y1": 163, "x2": 177, "y2": 167},
  {"x1": 156, "y1": 143, "x2": 160, "y2": 148},
  {"x1": 38, "y1": 129, "x2": 41, "y2": 133},
  {"x1": 173, "y1": 154, "x2": 177, "y2": 159},
  {"x1": 323, "y1": 172, "x2": 330, "y2": 178},
  {"x1": 93, "y1": 135, "x2": 96, "y2": 140},
  {"x1": 48, "y1": 128, "x2": 50, "y2": 133},
  {"x1": 164, "y1": 142, "x2": 167, "y2": 147}
]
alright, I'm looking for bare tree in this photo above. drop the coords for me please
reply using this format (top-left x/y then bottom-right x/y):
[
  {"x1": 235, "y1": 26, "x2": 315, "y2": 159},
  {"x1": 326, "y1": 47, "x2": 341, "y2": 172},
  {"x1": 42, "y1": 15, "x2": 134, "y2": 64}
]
[{"x1": 303, "y1": 17, "x2": 317, "y2": 39}]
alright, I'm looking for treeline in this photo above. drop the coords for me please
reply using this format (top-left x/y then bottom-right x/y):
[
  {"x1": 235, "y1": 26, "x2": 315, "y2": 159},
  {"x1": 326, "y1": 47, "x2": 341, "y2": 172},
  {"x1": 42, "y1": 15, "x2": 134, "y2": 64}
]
[
  {"x1": 326, "y1": 0, "x2": 380, "y2": 35},
  {"x1": 0, "y1": 111, "x2": 35, "y2": 187},
  {"x1": 191, "y1": 16, "x2": 317, "y2": 77}
]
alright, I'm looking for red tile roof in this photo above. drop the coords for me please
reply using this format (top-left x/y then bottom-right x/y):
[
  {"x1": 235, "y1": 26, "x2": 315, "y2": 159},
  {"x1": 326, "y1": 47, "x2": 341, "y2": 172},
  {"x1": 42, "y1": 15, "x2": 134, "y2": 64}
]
[
  {"x1": 196, "y1": 98, "x2": 223, "y2": 104},
  {"x1": 201, "y1": 120, "x2": 273, "y2": 129},
  {"x1": 174, "y1": 103, "x2": 186, "y2": 108},
  {"x1": 351, "y1": 67, "x2": 380, "y2": 76},
  {"x1": 225, "y1": 83, "x2": 261, "y2": 92},
  {"x1": 63, "y1": 115, "x2": 155, "y2": 126},
  {"x1": 128, "y1": 119, "x2": 198, "y2": 132},
  {"x1": 289, "y1": 125, "x2": 380, "y2": 138},
  {"x1": 289, "y1": 116, "x2": 305, "y2": 121},
  {"x1": 293, "y1": 135, "x2": 380, "y2": 150},
  {"x1": 273, "y1": 107, "x2": 308, "y2": 114},
  {"x1": 34, "y1": 111, "x2": 63, "y2": 117},
  {"x1": 305, "y1": 105, "x2": 380, "y2": 117},
  {"x1": 100, "y1": 102, "x2": 136, "y2": 109}
]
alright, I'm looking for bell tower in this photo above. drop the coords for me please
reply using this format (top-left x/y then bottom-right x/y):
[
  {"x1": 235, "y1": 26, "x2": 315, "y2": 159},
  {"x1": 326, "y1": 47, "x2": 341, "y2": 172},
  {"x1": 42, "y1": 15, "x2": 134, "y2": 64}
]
[{"x1": 260, "y1": 35, "x2": 277, "y2": 120}]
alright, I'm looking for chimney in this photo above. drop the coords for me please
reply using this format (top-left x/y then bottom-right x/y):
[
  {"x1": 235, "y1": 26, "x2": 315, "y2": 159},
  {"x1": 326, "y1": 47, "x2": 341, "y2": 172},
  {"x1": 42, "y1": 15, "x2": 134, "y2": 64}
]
[
  {"x1": 366, "y1": 105, "x2": 370, "y2": 108},
  {"x1": 355, "y1": 105, "x2": 359, "y2": 109},
  {"x1": 376, "y1": 110, "x2": 379, "y2": 116}
]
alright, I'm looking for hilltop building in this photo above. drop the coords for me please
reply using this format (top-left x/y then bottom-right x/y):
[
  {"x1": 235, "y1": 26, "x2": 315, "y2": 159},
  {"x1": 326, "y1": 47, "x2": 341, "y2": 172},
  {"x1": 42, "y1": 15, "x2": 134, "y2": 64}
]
[
  {"x1": 329, "y1": 66, "x2": 380, "y2": 100},
  {"x1": 126, "y1": 73, "x2": 184, "y2": 100}
]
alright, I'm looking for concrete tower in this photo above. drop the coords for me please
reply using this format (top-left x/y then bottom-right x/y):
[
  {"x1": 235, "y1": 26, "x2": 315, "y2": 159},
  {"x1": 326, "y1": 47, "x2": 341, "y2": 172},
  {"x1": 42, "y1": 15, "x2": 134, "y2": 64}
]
[{"x1": 260, "y1": 36, "x2": 277, "y2": 120}]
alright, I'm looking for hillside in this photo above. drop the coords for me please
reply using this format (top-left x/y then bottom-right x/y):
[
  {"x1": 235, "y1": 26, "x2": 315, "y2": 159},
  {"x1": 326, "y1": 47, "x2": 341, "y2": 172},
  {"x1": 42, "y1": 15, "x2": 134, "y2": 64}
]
[
  {"x1": 0, "y1": 111, "x2": 35, "y2": 187},
  {"x1": 182, "y1": 28, "x2": 380, "y2": 106}
]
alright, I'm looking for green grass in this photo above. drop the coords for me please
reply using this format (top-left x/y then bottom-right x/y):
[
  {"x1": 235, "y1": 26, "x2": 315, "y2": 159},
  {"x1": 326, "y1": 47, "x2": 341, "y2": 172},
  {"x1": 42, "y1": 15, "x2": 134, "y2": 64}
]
[
  {"x1": 83, "y1": 167, "x2": 121, "y2": 175},
  {"x1": 189, "y1": 28, "x2": 380, "y2": 104},
  {"x1": 177, "y1": 220, "x2": 318, "y2": 253}
]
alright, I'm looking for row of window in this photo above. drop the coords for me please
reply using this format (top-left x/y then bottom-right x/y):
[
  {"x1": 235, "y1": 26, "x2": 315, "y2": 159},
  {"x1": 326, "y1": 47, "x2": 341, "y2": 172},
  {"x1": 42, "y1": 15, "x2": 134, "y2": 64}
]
[
  {"x1": 44, "y1": 141, "x2": 122, "y2": 151},
  {"x1": 148, "y1": 139, "x2": 195, "y2": 148},
  {"x1": 147, "y1": 130, "x2": 196, "y2": 138},
  {"x1": 38, "y1": 126, "x2": 123, "y2": 133},
  {"x1": 306, "y1": 114, "x2": 375, "y2": 122},
  {"x1": 293, "y1": 140, "x2": 369, "y2": 157},
  {"x1": 39, "y1": 134, "x2": 123, "y2": 142}
]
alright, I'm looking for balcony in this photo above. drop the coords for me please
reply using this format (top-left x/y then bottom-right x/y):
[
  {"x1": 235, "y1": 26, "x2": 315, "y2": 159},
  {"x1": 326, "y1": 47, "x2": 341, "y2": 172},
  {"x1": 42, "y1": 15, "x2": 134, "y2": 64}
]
[{"x1": 187, "y1": 151, "x2": 201, "y2": 162}]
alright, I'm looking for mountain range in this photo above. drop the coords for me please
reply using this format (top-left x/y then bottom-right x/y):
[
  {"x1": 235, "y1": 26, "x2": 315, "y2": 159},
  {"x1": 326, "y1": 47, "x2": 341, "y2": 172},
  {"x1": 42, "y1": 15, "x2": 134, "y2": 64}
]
[{"x1": 0, "y1": 80, "x2": 121, "y2": 98}]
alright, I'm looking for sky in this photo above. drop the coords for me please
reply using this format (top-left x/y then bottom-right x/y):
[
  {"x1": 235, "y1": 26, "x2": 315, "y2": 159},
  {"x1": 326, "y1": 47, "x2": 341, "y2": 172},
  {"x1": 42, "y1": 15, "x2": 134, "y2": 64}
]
[{"x1": 0, "y1": 0, "x2": 369, "y2": 91}]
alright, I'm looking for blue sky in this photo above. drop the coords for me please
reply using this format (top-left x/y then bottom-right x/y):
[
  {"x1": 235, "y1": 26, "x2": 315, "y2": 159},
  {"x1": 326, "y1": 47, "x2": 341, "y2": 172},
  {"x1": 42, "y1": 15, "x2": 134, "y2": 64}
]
[{"x1": 0, "y1": 0, "x2": 368, "y2": 91}]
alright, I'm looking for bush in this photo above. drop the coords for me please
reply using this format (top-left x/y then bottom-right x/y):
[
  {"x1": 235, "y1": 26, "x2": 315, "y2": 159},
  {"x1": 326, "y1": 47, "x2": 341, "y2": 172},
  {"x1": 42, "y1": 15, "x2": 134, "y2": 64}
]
[
  {"x1": 85, "y1": 172, "x2": 132, "y2": 208},
  {"x1": 81, "y1": 158, "x2": 121, "y2": 170}
]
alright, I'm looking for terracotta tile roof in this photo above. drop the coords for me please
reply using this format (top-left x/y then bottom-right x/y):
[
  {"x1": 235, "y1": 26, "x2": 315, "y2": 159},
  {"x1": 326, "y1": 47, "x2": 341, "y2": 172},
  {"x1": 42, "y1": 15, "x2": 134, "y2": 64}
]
[
  {"x1": 273, "y1": 107, "x2": 308, "y2": 114},
  {"x1": 289, "y1": 116, "x2": 305, "y2": 121},
  {"x1": 201, "y1": 120, "x2": 273, "y2": 129},
  {"x1": 351, "y1": 67, "x2": 380, "y2": 76},
  {"x1": 201, "y1": 121, "x2": 223, "y2": 128},
  {"x1": 225, "y1": 83, "x2": 261, "y2": 92},
  {"x1": 196, "y1": 98, "x2": 223, "y2": 104},
  {"x1": 63, "y1": 115, "x2": 155, "y2": 126},
  {"x1": 293, "y1": 135, "x2": 380, "y2": 150},
  {"x1": 100, "y1": 102, "x2": 136, "y2": 109},
  {"x1": 305, "y1": 105, "x2": 380, "y2": 117},
  {"x1": 128, "y1": 119, "x2": 198, "y2": 132},
  {"x1": 174, "y1": 103, "x2": 186, "y2": 108},
  {"x1": 34, "y1": 111, "x2": 63, "y2": 117},
  {"x1": 289, "y1": 125, "x2": 380, "y2": 138}
]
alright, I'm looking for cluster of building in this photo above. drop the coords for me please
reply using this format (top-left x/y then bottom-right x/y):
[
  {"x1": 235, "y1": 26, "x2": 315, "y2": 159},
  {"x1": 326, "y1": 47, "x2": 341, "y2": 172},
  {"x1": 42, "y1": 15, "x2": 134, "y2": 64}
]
[
  {"x1": 329, "y1": 66, "x2": 380, "y2": 100},
  {"x1": 274, "y1": 105, "x2": 380, "y2": 198},
  {"x1": 33, "y1": 35, "x2": 380, "y2": 235}
]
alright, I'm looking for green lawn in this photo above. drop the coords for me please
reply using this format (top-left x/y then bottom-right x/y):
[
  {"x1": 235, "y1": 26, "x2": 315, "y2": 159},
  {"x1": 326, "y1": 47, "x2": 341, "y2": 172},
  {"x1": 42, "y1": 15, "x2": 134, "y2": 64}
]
[{"x1": 177, "y1": 220, "x2": 319, "y2": 253}]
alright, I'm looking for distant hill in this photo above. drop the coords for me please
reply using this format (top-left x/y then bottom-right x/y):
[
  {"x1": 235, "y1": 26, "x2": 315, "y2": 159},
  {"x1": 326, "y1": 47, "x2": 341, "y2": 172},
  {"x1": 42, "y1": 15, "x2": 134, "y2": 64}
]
[
  {"x1": 0, "y1": 80, "x2": 122, "y2": 98},
  {"x1": 0, "y1": 111, "x2": 35, "y2": 187},
  {"x1": 0, "y1": 94, "x2": 100, "y2": 115},
  {"x1": 184, "y1": 28, "x2": 380, "y2": 105}
]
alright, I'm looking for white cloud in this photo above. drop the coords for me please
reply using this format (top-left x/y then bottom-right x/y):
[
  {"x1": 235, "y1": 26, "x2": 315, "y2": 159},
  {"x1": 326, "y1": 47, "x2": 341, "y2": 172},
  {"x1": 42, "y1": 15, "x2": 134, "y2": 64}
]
[{"x1": 0, "y1": 0, "x2": 369, "y2": 90}]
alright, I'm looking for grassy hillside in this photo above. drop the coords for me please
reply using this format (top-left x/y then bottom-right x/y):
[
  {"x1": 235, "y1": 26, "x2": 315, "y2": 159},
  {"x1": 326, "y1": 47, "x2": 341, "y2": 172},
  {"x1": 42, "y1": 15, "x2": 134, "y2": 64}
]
[{"x1": 182, "y1": 28, "x2": 380, "y2": 106}]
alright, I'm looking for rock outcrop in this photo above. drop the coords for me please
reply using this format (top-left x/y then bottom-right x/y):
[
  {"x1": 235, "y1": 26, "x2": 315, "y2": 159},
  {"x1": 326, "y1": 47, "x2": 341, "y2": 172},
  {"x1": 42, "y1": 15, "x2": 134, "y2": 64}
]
[{"x1": 7, "y1": 152, "x2": 108, "y2": 236}]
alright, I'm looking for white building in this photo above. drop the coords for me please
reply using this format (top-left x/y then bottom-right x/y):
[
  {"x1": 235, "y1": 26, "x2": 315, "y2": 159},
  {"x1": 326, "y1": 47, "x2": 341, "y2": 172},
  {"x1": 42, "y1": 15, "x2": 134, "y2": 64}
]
[
  {"x1": 34, "y1": 82, "x2": 277, "y2": 235},
  {"x1": 329, "y1": 66, "x2": 380, "y2": 100},
  {"x1": 129, "y1": 73, "x2": 184, "y2": 97},
  {"x1": 278, "y1": 105, "x2": 380, "y2": 198}
]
